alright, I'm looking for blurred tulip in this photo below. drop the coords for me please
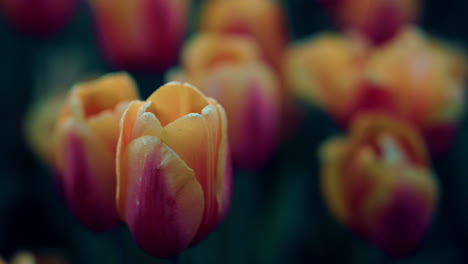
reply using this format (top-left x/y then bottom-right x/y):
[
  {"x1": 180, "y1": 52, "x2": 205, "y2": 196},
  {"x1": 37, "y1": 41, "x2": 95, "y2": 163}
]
[
  {"x1": 202, "y1": 63, "x2": 281, "y2": 169},
  {"x1": 1, "y1": 0, "x2": 76, "y2": 36},
  {"x1": 54, "y1": 72, "x2": 139, "y2": 231},
  {"x1": 366, "y1": 27, "x2": 466, "y2": 154},
  {"x1": 199, "y1": 0, "x2": 288, "y2": 71},
  {"x1": 320, "y1": 0, "x2": 420, "y2": 45},
  {"x1": 179, "y1": 33, "x2": 261, "y2": 86},
  {"x1": 170, "y1": 33, "x2": 281, "y2": 168},
  {"x1": 116, "y1": 82, "x2": 231, "y2": 258},
  {"x1": 320, "y1": 113, "x2": 438, "y2": 257},
  {"x1": 285, "y1": 33, "x2": 365, "y2": 120},
  {"x1": 88, "y1": 0, "x2": 190, "y2": 71},
  {"x1": 24, "y1": 93, "x2": 66, "y2": 165}
]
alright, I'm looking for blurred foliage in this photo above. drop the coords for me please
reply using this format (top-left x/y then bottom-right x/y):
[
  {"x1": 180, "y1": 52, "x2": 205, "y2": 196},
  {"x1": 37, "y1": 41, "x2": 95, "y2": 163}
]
[{"x1": 0, "y1": 0, "x2": 467, "y2": 263}]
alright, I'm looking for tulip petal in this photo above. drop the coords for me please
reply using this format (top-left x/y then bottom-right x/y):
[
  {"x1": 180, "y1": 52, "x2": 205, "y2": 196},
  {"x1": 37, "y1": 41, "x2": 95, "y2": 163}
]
[
  {"x1": 159, "y1": 111, "x2": 218, "y2": 241},
  {"x1": 148, "y1": 82, "x2": 210, "y2": 126},
  {"x1": 117, "y1": 135, "x2": 204, "y2": 258},
  {"x1": 55, "y1": 118, "x2": 121, "y2": 231}
]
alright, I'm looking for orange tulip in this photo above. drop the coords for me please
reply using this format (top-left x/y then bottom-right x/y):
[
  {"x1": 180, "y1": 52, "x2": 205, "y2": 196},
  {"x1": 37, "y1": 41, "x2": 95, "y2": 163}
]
[
  {"x1": 54, "y1": 72, "x2": 139, "y2": 231},
  {"x1": 202, "y1": 63, "x2": 281, "y2": 168},
  {"x1": 366, "y1": 27, "x2": 466, "y2": 154},
  {"x1": 285, "y1": 33, "x2": 365, "y2": 122},
  {"x1": 199, "y1": 0, "x2": 288, "y2": 71},
  {"x1": 88, "y1": 0, "x2": 190, "y2": 71},
  {"x1": 116, "y1": 82, "x2": 231, "y2": 258},
  {"x1": 320, "y1": 113, "x2": 438, "y2": 256},
  {"x1": 1, "y1": 0, "x2": 76, "y2": 36},
  {"x1": 179, "y1": 33, "x2": 261, "y2": 86}
]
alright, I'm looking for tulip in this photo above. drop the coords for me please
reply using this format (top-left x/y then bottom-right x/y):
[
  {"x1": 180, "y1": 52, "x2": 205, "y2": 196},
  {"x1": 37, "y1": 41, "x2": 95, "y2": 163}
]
[
  {"x1": 1, "y1": 0, "x2": 76, "y2": 36},
  {"x1": 88, "y1": 0, "x2": 190, "y2": 71},
  {"x1": 24, "y1": 93, "x2": 66, "y2": 165},
  {"x1": 320, "y1": 113, "x2": 438, "y2": 257},
  {"x1": 202, "y1": 63, "x2": 281, "y2": 169},
  {"x1": 179, "y1": 33, "x2": 261, "y2": 86},
  {"x1": 199, "y1": 0, "x2": 288, "y2": 72},
  {"x1": 54, "y1": 72, "x2": 139, "y2": 231},
  {"x1": 285, "y1": 33, "x2": 365, "y2": 120},
  {"x1": 366, "y1": 27, "x2": 466, "y2": 155},
  {"x1": 116, "y1": 82, "x2": 231, "y2": 258},
  {"x1": 320, "y1": 0, "x2": 420, "y2": 45}
]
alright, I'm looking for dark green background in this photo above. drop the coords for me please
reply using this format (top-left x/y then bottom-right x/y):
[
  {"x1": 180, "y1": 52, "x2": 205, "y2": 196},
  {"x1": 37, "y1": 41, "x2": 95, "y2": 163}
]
[{"x1": 0, "y1": 0, "x2": 467, "y2": 263}]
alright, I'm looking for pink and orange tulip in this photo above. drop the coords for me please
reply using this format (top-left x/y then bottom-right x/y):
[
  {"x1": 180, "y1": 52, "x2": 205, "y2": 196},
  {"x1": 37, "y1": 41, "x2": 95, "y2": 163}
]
[
  {"x1": 169, "y1": 33, "x2": 281, "y2": 169},
  {"x1": 199, "y1": 0, "x2": 288, "y2": 71},
  {"x1": 1, "y1": 0, "x2": 76, "y2": 36},
  {"x1": 320, "y1": 113, "x2": 438, "y2": 256},
  {"x1": 320, "y1": 0, "x2": 420, "y2": 45},
  {"x1": 201, "y1": 63, "x2": 281, "y2": 169},
  {"x1": 116, "y1": 82, "x2": 231, "y2": 258},
  {"x1": 54, "y1": 72, "x2": 139, "y2": 231},
  {"x1": 88, "y1": 0, "x2": 190, "y2": 71},
  {"x1": 365, "y1": 27, "x2": 466, "y2": 154}
]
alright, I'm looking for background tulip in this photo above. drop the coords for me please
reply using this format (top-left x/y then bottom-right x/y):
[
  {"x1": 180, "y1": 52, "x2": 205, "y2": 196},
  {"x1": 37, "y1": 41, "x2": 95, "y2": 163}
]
[
  {"x1": 202, "y1": 63, "x2": 281, "y2": 169},
  {"x1": 320, "y1": 113, "x2": 438, "y2": 257},
  {"x1": 116, "y1": 82, "x2": 231, "y2": 258},
  {"x1": 199, "y1": 0, "x2": 288, "y2": 72},
  {"x1": 320, "y1": 0, "x2": 420, "y2": 45},
  {"x1": 285, "y1": 33, "x2": 365, "y2": 121},
  {"x1": 366, "y1": 27, "x2": 466, "y2": 154},
  {"x1": 54, "y1": 72, "x2": 138, "y2": 232},
  {"x1": 1, "y1": 0, "x2": 76, "y2": 36},
  {"x1": 88, "y1": 0, "x2": 190, "y2": 71},
  {"x1": 24, "y1": 93, "x2": 66, "y2": 165}
]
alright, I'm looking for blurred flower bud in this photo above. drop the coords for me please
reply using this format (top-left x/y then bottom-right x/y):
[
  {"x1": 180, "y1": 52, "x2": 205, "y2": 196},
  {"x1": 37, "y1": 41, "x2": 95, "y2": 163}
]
[
  {"x1": 116, "y1": 82, "x2": 231, "y2": 258},
  {"x1": 285, "y1": 33, "x2": 365, "y2": 119},
  {"x1": 88, "y1": 0, "x2": 190, "y2": 71},
  {"x1": 320, "y1": 113, "x2": 438, "y2": 257},
  {"x1": 203, "y1": 63, "x2": 281, "y2": 169},
  {"x1": 1, "y1": 0, "x2": 76, "y2": 36},
  {"x1": 54, "y1": 72, "x2": 139, "y2": 231},
  {"x1": 24, "y1": 93, "x2": 66, "y2": 165},
  {"x1": 366, "y1": 27, "x2": 466, "y2": 154},
  {"x1": 199, "y1": 0, "x2": 288, "y2": 71},
  {"x1": 321, "y1": 0, "x2": 420, "y2": 45}
]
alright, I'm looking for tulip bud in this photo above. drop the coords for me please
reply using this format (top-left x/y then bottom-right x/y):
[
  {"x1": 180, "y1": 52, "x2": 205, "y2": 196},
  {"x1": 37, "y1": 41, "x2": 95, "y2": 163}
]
[
  {"x1": 54, "y1": 72, "x2": 139, "y2": 231},
  {"x1": 285, "y1": 33, "x2": 364, "y2": 119},
  {"x1": 199, "y1": 0, "x2": 288, "y2": 71},
  {"x1": 24, "y1": 93, "x2": 66, "y2": 165},
  {"x1": 320, "y1": 0, "x2": 420, "y2": 45},
  {"x1": 366, "y1": 27, "x2": 466, "y2": 155},
  {"x1": 88, "y1": 0, "x2": 190, "y2": 71},
  {"x1": 116, "y1": 82, "x2": 231, "y2": 258},
  {"x1": 180, "y1": 33, "x2": 261, "y2": 87},
  {"x1": 1, "y1": 0, "x2": 76, "y2": 36},
  {"x1": 320, "y1": 113, "x2": 438, "y2": 257},
  {"x1": 202, "y1": 63, "x2": 281, "y2": 169}
]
